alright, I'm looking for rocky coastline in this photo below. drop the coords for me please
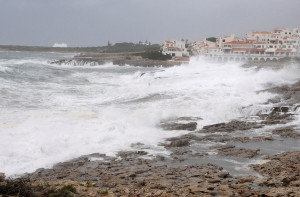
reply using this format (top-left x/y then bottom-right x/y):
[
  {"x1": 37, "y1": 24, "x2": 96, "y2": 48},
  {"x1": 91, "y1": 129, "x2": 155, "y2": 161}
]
[
  {"x1": 51, "y1": 52, "x2": 185, "y2": 67},
  {"x1": 1, "y1": 65, "x2": 300, "y2": 196},
  {"x1": 50, "y1": 52, "x2": 300, "y2": 68}
]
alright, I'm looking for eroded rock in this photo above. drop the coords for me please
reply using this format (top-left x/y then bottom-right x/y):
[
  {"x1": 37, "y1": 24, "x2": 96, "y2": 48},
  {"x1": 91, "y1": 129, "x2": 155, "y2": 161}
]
[
  {"x1": 200, "y1": 120, "x2": 262, "y2": 133},
  {"x1": 272, "y1": 127, "x2": 300, "y2": 138},
  {"x1": 167, "y1": 139, "x2": 190, "y2": 147},
  {"x1": 232, "y1": 136, "x2": 274, "y2": 143},
  {"x1": 214, "y1": 145, "x2": 260, "y2": 158},
  {"x1": 161, "y1": 122, "x2": 197, "y2": 131},
  {"x1": 251, "y1": 152, "x2": 300, "y2": 188}
]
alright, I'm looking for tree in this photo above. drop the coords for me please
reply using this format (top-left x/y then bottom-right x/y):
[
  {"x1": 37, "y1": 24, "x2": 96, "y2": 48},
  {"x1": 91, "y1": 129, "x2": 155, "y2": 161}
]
[{"x1": 206, "y1": 37, "x2": 217, "y2": 42}]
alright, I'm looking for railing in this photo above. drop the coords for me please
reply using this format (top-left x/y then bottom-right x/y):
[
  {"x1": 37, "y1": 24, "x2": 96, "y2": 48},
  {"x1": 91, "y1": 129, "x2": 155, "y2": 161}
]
[{"x1": 211, "y1": 53, "x2": 298, "y2": 58}]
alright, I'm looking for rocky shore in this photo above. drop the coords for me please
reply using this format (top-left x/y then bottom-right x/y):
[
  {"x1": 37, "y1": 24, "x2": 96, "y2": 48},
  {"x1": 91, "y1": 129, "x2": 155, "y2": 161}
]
[
  {"x1": 51, "y1": 52, "x2": 185, "y2": 67},
  {"x1": 50, "y1": 52, "x2": 300, "y2": 68},
  {"x1": 1, "y1": 67, "x2": 300, "y2": 196}
]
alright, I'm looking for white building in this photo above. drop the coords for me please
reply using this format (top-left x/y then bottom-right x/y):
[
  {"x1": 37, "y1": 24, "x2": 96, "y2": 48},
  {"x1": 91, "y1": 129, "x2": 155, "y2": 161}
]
[
  {"x1": 162, "y1": 40, "x2": 189, "y2": 57},
  {"x1": 191, "y1": 39, "x2": 220, "y2": 56},
  {"x1": 216, "y1": 34, "x2": 241, "y2": 48},
  {"x1": 195, "y1": 27, "x2": 300, "y2": 61}
]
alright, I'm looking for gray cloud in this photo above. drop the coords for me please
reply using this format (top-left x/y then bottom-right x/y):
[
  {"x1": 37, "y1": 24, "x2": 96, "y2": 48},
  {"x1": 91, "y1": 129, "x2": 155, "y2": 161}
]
[{"x1": 0, "y1": 0, "x2": 299, "y2": 46}]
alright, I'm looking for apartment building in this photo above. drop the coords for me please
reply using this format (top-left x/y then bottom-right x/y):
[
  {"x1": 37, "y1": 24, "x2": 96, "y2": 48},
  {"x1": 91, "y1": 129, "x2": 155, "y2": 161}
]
[
  {"x1": 193, "y1": 28, "x2": 300, "y2": 61},
  {"x1": 162, "y1": 40, "x2": 189, "y2": 57}
]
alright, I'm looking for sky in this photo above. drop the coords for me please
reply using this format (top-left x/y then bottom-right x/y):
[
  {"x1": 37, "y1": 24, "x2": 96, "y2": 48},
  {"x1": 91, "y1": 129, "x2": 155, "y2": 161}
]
[{"x1": 0, "y1": 0, "x2": 300, "y2": 47}]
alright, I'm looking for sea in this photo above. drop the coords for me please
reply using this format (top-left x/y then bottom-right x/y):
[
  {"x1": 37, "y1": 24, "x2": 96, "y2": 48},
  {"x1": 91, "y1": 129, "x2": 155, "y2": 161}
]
[{"x1": 0, "y1": 51, "x2": 300, "y2": 177}]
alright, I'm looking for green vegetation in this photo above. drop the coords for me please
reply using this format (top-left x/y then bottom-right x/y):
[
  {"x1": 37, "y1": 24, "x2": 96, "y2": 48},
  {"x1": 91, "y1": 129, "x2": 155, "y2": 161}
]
[
  {"x1": 206, "y1": 37, "x2": 217, "y2": 42},
  {"x1": 135, "y1": 51, "x2": 172, "y2": 60},
  {"x1": 45, "y1": 185, "x2": 77, "y2": 197},
  {"x1": 0, "y1": 42, "x2": 161, "y2": 53},
  {"x1": 0, "y1": 178, "x2": 36, "y2": 197}
]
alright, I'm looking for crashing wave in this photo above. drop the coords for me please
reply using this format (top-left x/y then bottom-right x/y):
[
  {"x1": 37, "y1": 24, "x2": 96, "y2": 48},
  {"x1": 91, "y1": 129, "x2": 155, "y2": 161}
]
[{"x1": 50, "y1": 59, "x2": 99, "y2": 66}]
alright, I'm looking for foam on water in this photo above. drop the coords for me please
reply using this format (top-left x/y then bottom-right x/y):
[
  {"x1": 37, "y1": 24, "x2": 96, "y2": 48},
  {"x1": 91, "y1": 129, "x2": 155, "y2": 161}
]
[{"x1": 0, "y1": 52, "x2": 300, "y2": 177}]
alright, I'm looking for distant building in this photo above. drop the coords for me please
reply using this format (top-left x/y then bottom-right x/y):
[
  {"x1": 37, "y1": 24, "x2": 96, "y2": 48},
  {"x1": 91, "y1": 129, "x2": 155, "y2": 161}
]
[
  {"x1": 138, "y1": 41, "x2": 152, "y2": 45},
  {"x1": 162, "y1": 40, "x2": 189, "y2": 57},
  {"x1": 216, "y1": 34, "x2": 241, "y2": 48},
  {"x1": 191, "y1": 39, "x2": 221, "y2": 57},
  {"x1": 192, "y1": 27, "x2": 300, "y2": 61},
  {"x1": 52, "y1": 43, "x2": 68, "y2": 48}
]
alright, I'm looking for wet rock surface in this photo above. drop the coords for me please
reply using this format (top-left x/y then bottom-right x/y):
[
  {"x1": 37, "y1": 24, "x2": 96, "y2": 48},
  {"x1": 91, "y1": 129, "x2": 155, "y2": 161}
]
[
  {"x1": 272, "y1": 127, "x2": 300, "y2": 138},
  {"x1": 161, "y1": 122, "x2": 197, "y2": 131},
  {"x1": 232, "y1": 136, "x2": 274, "y2": 143},
  {"x1": 214, "y1": 145, "x2": 260, "y2": 158},
  {"x1": 251, "y1": 152, "x2": 300, "y2": 181},
  {"x1": 4, "y1": 151, "x2": 297, "y2": 196},
  {"x1": 199, "y1": 120, "x2": 263, "y2": 133}
]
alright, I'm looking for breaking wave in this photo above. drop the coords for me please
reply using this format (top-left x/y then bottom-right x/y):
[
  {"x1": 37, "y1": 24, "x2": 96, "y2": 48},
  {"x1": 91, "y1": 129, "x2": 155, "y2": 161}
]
[{"x1": 0, "y1": 51, "x2": 299, "y2": 177}]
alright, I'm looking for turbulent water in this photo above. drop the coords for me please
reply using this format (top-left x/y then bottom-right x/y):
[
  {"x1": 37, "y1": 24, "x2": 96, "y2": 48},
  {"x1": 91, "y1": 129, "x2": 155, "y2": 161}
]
[{"x1": 1, "y1": 51, "x2": 300, "y2": 177}]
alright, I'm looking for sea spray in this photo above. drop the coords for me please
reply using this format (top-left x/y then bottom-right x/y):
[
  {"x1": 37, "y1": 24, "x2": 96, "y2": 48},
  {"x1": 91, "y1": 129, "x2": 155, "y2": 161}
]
[{"x1": 0, "y1": 51, "x2": 300, "y2": 177}]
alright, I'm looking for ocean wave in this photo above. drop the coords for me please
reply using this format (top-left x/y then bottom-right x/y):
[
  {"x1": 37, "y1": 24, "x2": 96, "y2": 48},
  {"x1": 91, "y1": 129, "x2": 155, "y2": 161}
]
[{"x1": 1, "y1": 53, "x2": 300, "y2": 177}]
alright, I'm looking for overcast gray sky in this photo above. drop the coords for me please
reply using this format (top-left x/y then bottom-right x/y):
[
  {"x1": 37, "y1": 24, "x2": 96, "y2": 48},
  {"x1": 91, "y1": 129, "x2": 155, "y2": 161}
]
[{"x1": 0, "y1": 0, "x2": 300, "y2": 47}]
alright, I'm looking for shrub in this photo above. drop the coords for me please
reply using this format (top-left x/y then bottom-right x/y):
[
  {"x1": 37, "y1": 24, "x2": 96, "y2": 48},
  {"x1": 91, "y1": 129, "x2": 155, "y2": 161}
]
[
  {"x1": 0, "y1": 178, "x2": 36, "y2": 197},
  {"x1": 206, "y1": 37, "x2": 217, "y2": 42},
  {"x1": 44, "y1": 185, "x2": 77, "y2": 197},
  {"x1": 135, "y1": 51, "x2": 172, "y2": 60}
]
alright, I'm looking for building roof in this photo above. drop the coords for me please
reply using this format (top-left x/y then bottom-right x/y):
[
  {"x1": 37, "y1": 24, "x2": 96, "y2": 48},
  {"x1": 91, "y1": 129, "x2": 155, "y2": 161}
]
[
  {"x1": 253, "y1": 42, "x2": 266, "y2": 44},
  {"x1": 232, "y1": 48, "x2": 266, "y2": 52},
  {"x1": 203, "y1": 47, "x2": 220, "y2": 50},
  {"x1": 165, "y1": 41, "x2": 174, "y2": 44},
  {"x1": 276, "y1": 49, "x2": 292, "y2": 52},
  {"x1": 225, "y1": 41, "x2": 253, "y2": 45},
  {"x1": 166, "y1": 46, "x2": 178, "y2": 49},
  {"x1": 252, "y1": 31, "x2": 272, "y2": 34}
]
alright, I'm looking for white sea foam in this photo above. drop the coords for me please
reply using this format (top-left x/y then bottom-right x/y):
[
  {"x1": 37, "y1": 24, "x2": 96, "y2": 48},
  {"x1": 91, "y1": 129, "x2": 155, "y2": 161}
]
[{"x1": 0, "y1": 54, "x2": 300, "y2": 177}]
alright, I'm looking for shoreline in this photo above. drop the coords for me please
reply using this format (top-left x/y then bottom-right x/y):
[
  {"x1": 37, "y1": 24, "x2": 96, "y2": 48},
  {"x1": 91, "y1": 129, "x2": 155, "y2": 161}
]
[
  {"x1": 1, "y1": 71, "x2": 299, "y2": 196},
  {"x1": 51, "y1": 52, "x2": 300, "y2": 68},
  {"x1": 51, "y1": 52, "x2": 185, "y2": 67}
]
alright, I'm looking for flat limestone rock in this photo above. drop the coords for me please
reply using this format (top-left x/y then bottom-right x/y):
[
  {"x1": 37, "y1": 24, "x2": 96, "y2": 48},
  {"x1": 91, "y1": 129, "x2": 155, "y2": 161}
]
[
  {"x1": 272, "y1": 127, "x2": 300, "y2": 138},
  {"x1": 214, "y1": 145, "x2": 260, "y2": 158},
  {"x1": 161, "y1": 122, "x2": 197, "y2": 131},
  {"x1": 251, "y1": 152, "x2": 300, "y2": 188},
  {"x1": 200, "y1": 120, "x2": 262, "y2": 133}
]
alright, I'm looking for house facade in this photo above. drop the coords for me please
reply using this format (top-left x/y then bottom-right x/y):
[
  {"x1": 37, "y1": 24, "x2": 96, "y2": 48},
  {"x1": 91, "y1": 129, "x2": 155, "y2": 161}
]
[
  {"x1": 192, "y1": 27, "x2": 300, "y2": 61},
  {"x1": 162, "y1": 40, "x2": 189, "y2": 57}
]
